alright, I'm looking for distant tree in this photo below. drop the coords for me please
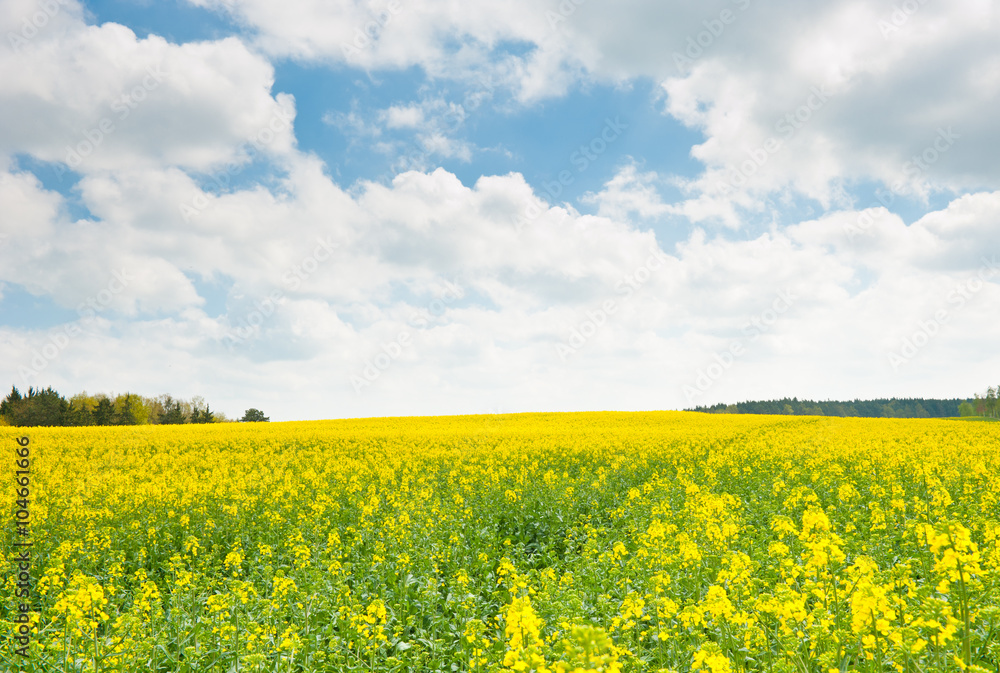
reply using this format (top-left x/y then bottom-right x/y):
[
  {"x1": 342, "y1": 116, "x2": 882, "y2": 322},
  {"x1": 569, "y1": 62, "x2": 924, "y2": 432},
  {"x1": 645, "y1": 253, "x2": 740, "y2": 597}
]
[
  {"x1": 0, "y1": 385, "x2": 226, "y2": 426},
  {"x1": 958, "y1": 401, "x2": 975, "y2": 417},
  {"x1": 241, "y1": 408, "x2": 269, "y2": 422},
  {"x1": 690, "y1": 397, "x2": 969, "y2": 418},
  {"x1": 161, "y1": 401, "x2": 186, "y2": 425},
  {"x1": 144, "y1": 394, "x2": 167, "y2": 424},
  {"x1": 67, "y1": 392, "x2": 99, "y2": 425},
  {"x1": 7, "y1": 387, "x2": 71, "y2": 426},
  {"x1": 93, "y1": 397, "x2": 115, "y2": 425},
  {"x1": 66, "y1": 402, "x2": 95, "y2": 426},
  {"x1": 0, "y1": 386, "x2": 23, "y2": 423},
  {"x1": 114, "y1": 393, "x2": 147, "y2": 425}
]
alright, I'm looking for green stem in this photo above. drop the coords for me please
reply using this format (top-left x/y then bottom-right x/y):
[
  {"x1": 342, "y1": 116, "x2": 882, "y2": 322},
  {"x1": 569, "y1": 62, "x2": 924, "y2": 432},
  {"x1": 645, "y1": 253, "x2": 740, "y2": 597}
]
[
  {"x1": 946, "y1": 526, "x2": 973, "y2": 669},
  {"x1": 956, "y1": 559, "x2": 971, "y2": 668},
  {"x1": 870, "y1": 608, "x2": 881, "y2": 673}
]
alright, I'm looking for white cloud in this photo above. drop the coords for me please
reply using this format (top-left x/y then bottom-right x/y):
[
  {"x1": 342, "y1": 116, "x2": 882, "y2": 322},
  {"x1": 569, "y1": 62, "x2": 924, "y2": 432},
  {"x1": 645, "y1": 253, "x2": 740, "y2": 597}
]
[
  {"x1": 581, "y1": 162, "x2": 671, "y2": 221},
  {"x1": 0, "y1": 3, "x2": 295, "y2": 174},
  {"x1": 3, "y1": 144, "x2": 999, "y2": 418},
  {"x1": 326, "y1": 96, "x2": 476, "y2": 167},
  {"x1": 383, "y1": 104, "x2": 423, "y2": 129},
  {"x1": 187, "y1": 0, "x2": 1000, "y2": 208},
  {"x1": 658, "y1": 0, "x2": 1000, "y2": 214}
]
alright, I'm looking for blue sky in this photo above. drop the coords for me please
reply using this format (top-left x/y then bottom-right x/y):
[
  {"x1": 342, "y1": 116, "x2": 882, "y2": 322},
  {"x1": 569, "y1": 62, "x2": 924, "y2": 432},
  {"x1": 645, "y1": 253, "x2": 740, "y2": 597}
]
[{"x1": 1, "y1": 0, "x2": 999, "y2": 420}]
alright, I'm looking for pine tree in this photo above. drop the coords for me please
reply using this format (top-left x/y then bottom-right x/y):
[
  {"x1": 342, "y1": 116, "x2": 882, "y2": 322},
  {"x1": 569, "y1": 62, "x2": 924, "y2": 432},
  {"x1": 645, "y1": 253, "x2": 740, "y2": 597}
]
[
  {"x1": 162, "y1": 402, "x2": 186, "y2": 424},
  {"x1": 0, "y1": 386, "x2": 23, "y2": 423},
  {"x1": 93, "y1": 398, "x2": 115, "y2": 425}
]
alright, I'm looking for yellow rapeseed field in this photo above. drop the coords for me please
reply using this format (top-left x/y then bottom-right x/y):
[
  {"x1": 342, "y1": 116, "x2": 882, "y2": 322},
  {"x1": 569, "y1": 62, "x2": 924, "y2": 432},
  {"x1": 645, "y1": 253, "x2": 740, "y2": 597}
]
[{"x1": 2, "y1": 412, "x2": 999, "y2": 672}]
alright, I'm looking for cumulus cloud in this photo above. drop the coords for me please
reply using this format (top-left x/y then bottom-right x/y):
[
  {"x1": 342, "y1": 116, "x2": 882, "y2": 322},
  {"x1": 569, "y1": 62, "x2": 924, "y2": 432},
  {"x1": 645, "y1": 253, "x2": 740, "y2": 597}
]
[
  {"x1": 660, "y1": 0, "x2": 1000, "y2": 214},
  {"x1": 4, "y1": 143, "x2": 1000, "y2": 418},
  {"x1": 0, "y1": 1, "x2": 295, "y2": 174},
  {"x1": 383, "y1": 104, "x2": 424, "y2": 129},
  {"x1": 185, "y1": 0, "x2": 1000, "y2": 209},
  {"x1": 581, "y1": 162, "x2": 671, "y2": 222}
]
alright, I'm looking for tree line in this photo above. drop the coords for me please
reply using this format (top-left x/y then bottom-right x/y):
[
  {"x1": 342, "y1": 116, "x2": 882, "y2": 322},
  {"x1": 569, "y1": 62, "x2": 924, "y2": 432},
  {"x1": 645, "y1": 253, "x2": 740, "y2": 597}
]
[
  {"x1": 0, "y1": 386, "x2": 225, "y2": 427},
  {"x1": 967, "y1": 385, "x2": 999, "y2": 417},
  {"x1": 688, "y1": 396, "x2": 975, "y2": 418}
]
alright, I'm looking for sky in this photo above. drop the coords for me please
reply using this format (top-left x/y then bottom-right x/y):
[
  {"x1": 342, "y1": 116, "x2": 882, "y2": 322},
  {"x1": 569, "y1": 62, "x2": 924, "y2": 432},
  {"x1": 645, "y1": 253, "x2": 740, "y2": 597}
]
[{"x1": 1, "y1": 0, "x2": 998, "y2": 422}]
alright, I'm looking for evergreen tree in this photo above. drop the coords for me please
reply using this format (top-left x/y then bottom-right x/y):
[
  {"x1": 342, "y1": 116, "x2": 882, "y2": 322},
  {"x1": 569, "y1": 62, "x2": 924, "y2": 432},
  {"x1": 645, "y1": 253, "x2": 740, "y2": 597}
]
[
  {"x1": 12, "y1": 387, "x2": 71, "y2": 426},
  {"x1": 162, "y1": 402, "x2": 186, "y2": 425},
  {"x1": 66, "y1": 401, "x2": 95, "y2": 426},
  {"x1": 0, "y1": 386, "x2": 23, "y2": 423},
  {"x1": 115, "y1": 393, "x2": 139, "y2": 425},
  {"x1": 93, "y1": 398, "x2": 115, "y2": 425}
]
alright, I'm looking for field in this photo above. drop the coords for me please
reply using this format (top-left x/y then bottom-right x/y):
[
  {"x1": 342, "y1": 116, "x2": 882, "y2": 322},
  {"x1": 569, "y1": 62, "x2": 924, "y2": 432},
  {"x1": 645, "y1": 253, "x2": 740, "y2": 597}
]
[{"x1": 2, "y1": 412, "x2": 999, "y2": 672}]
